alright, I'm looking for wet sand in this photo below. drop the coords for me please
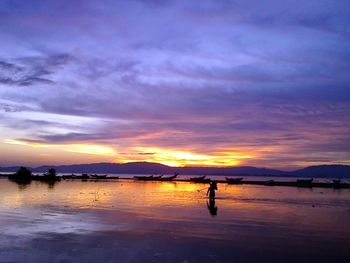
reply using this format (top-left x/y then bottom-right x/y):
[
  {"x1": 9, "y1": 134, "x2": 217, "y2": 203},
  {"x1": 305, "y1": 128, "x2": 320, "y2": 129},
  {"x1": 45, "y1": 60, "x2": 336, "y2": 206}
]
[{"x1": 0, "y1": 179, "x2": 350, "y2": 262}]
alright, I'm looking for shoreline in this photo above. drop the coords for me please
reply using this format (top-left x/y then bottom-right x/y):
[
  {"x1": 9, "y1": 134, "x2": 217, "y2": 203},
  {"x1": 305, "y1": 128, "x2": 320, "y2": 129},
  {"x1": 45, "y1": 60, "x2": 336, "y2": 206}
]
[{"x1": 1, "y1": 174, "x2": 350, "y2": 189}]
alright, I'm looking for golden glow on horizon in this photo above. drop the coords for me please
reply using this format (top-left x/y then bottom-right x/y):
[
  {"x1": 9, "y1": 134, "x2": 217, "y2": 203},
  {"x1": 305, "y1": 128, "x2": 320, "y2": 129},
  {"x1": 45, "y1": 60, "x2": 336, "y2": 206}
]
[
  {"x1": 66, "y1": 145, "x2": 115, "y2": 155},
  {"x1": 4, "y1": 139, "x2": 280, "y2": 167},
  {"x1": 4, "y1": 139, "x2": 116, "y2": 156},
  {"x1": 123, "y1": 147, "x2": 253, "y2": 167}
]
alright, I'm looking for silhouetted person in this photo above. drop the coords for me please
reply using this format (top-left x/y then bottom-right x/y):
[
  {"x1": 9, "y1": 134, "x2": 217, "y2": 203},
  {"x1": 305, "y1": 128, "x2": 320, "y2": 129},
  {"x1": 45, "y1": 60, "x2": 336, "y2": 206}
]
[
  {"x1": 207, "y1": 199, "x2": 218, "y2": 216},
  {"x1": 206, "y1": 181, "x2": 217, "y2": 201}
]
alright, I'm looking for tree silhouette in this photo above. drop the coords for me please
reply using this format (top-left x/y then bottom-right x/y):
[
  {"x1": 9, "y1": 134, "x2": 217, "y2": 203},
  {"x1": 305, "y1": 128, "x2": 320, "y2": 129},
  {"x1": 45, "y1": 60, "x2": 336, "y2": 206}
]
[
  {"x1": 8, "y1": 166, "x2": 32, "y2": 188},
  {"x1": 14, "y1": 166, "x2": 32, "y2": 179},
  {"x1": 47, "y1": 168, "x2": 56, "y2": 178}
]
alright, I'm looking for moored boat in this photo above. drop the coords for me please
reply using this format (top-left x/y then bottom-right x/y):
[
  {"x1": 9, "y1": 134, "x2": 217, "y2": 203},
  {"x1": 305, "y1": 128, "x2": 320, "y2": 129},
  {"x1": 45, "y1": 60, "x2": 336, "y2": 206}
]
[
  {"x1": 62, "y1": 174, "x2": 76, "y2": 179},
  {"x1": 134, "y1": 175, "x2": 162, "y2": 181},
  {"x1": 151, "y1": 175, "x2": 163, "y2": 180},
  {"x1": 296, "y1": 178, "x2": 313, "y2": 187},
  {"x1": 333, "y1": 179, "x2": 341, "y2": 188},
  {"x1": 72, "y1": 173, "x2": 89, "y2": 179},
  {"x1": 158, "y1": 173, "x2": 179, "y2": 181},
  {"x1": 264, "y1": 179, "x2": 275, "y2": 186},
  {"x1": 134, "y1": 175, "x2": 151, "y2": 180},
  {"x1": 190, "y1": 176, "x2": 211, "y2": 183},
  {"x1": 82, "y1": 173, "x2": 89, "y2": 179},
  {"x1": 225, "y1": 177, "x2": 243, "y2": 184},
  {"x1": 90, "y1": 174, "x2": 108, "y2": 179}
]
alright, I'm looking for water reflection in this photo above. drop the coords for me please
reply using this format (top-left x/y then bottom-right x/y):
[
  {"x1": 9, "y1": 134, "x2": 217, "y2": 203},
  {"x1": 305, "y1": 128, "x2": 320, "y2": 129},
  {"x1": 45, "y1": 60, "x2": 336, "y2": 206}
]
[
  {"x1": 40, "y1": 180, "x2": 60, "y2": 190},
  {"x1": 8, "y1": 178, "x2": 60, "y2": 190},
  {"x1": 207, "y1": 199, "x2": 218, "y2": 216},
  {"x1": 8, "y1": 177, "x2": 32, "y2": 191},
  {"x1": 0, "y1": 179, "x2": 350, "y2": 262}
]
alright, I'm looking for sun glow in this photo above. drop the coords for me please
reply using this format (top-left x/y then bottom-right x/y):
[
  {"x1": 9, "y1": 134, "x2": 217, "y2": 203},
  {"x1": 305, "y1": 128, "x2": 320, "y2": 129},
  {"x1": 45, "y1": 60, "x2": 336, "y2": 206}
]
[
  {"x1": 124, "y1": 147, "x2": 253, "y2": 167},
  {"x1": 66, "y1": 145, "x2": 115, "y2": 155},
  {"x1": 4, "y1": 139, "x2": 259, "y2": 167}
]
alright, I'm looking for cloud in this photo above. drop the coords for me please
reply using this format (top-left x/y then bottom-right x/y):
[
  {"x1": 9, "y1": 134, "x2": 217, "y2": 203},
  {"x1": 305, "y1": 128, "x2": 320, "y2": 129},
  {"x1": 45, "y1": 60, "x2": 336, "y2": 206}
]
[{"x1": 0, "y1": 53, "x2": 73, "y2": 86}]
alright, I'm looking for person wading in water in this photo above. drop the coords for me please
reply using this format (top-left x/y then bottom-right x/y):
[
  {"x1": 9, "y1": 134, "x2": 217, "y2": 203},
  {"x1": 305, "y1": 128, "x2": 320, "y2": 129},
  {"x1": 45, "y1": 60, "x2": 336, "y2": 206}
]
[
  {"x1": 207, "y1": 181, "x2": 217, "y2": 201},
  {"x1": 206, "y1": 181, "x2": 218, "y2": 216}
]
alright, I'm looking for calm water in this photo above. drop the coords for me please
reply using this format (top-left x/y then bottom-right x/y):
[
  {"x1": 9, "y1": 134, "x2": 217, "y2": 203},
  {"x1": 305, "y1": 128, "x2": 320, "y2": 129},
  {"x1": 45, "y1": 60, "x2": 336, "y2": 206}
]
[
  {"x1": 63, "y1": 173, "x2": 350, "y2": 182},
  {"x1": 0, "y1": 178, "x2": 349, "y2": 263}
]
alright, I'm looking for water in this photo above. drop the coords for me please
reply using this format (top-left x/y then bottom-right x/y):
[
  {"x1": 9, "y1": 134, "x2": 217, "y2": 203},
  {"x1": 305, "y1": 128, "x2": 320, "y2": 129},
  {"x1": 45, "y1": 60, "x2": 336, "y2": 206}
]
[{"x1": 0, "y1": 178, "x2": 349, "y2": 262}]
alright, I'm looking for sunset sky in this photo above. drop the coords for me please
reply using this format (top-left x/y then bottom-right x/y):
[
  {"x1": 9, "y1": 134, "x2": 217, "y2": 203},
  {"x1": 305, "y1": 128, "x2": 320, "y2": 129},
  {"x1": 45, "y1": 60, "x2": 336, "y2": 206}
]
[{"x1": 0, "y1": 0, "x2": 349, "y2": 169}]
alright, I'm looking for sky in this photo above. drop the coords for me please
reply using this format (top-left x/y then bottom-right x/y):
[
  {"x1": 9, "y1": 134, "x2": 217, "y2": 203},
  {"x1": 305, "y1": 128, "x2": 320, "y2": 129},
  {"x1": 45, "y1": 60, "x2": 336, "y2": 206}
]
[{"x1": 0, "y1": 0, "x2": 350, "y2": 169}]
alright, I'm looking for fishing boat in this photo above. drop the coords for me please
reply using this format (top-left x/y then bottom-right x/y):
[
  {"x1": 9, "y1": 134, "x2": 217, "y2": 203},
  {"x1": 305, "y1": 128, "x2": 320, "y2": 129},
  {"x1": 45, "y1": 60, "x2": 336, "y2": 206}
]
[
  {"x1": 134, "y1": 175, "x2": 162, "y2": 181},
  {"x1": 296, "y1": 178, "x2": 313, "y2": 186},
  {"x1": 145, "y1": 175, "x2": 163, "y2": 181},
  {"x1": 82, "y1": 173, "x2": 89, "y2": 179},
  {"x1": 158, "y1": 173, "x2": 178, "y2": 181},
  {"x1": 225, "y1": 177, "x2": 243, "y2": 184},
  {"x1": 134, "y1": 175, "x2": 152, "y2": 180},
  {"x1": 62, "y1": 174, "x2": 76, "y2": 179},
  {"x1": 264, "y1": 179, "x2": 275, "y2": 186},
  {"x1": 190, "y1": 176, "x2": 211, "y2": 183},
  {"x1": 151, "y1": 175, "x2": 163, "y2": 180},
  {"x1": 90, "y1": 174, "x2": 108, "y2": 179},
  {"x1": 72, "y1": 173, "x2": 90, "y2": 179},
  {"x1": 333, "y1": 179, "x2": 341, "y2": 188}
]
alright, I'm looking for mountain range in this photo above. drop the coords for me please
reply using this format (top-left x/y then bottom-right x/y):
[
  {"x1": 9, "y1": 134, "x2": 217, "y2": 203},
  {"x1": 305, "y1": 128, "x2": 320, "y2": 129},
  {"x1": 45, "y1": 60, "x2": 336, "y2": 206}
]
[{"x1": 1, "y1": 162, "x2": 350, "y2": 178}]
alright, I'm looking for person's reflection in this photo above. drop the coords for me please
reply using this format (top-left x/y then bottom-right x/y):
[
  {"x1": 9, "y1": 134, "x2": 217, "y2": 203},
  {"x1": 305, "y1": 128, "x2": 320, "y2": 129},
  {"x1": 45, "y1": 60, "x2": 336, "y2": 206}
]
[{"x1": 207, "y1": 199, "x2": 218, "y2": 216}]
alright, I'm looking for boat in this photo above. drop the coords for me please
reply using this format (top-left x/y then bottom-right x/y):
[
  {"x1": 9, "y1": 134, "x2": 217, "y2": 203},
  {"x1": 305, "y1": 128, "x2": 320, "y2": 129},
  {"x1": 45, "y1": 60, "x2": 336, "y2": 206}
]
[
  {"x1": 296, "y1": 178, "x2": 313, "y2": 186},
  {"x1": 90, "y1": 174, "x2": 108, "y2": 179},
  {"x1": 72, "y1": 173, "x2": 89, "y2": 179},
  {"x1": 297, "y1": 178, "x2": 313, "y2": 183},
  {"x1": 151, "y1": 175, "x2": 163, "y2": 180},
  {"x1": 134, "y1": 175, "x2": 162, "y2": 181},
  {"x1": 62, "y1": 174, "x2": 76, "y2": 179},
  {"x1": 264, "y1": 179, "x2": 275, "y2": 186},
  {"x1": 134, "y1": 175, "x2": 151, "y2": 180},
  {"x1": 225, "y1": 177, "x2": 243, "y2": 184},
  {"x1": 190, "y1": 176, "x2": 211, "y2": 183},
  {"x1": 333, "y1": 179, "x2": 341, "y2": 188},
  {"x1": 158, "y1": 173, "x2": 178, "y2": 181}
]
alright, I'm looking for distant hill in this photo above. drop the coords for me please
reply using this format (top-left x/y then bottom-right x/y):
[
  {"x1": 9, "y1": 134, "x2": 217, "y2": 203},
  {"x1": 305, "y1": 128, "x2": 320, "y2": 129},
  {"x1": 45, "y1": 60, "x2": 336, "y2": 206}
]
[
  {"x1": 293, "y1": 165, "x2": 350, "y2": 178},
  {"x1": 1, "y1": 162, "x2": 349, "y2": 177},
  {"x1": 34, "y1": 162, "x2": 171, "y2": 174}
]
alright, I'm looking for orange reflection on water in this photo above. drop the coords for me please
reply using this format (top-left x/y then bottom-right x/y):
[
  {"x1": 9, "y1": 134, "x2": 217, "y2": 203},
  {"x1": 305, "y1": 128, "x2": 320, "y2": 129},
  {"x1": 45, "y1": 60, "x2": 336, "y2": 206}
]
[{"x1": 1, "y1": 179, "x2": 350, "y2": 240}]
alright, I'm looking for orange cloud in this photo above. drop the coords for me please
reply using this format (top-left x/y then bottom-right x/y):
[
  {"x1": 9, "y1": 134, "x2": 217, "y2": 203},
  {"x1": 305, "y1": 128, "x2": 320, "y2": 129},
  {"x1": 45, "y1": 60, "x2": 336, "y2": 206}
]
[
  {"x1": 117, "y1": 146, "x2": 254, "y2": 167},
  {"x1": 4, "y1": 139, "x2": 116, "y2": 156}
]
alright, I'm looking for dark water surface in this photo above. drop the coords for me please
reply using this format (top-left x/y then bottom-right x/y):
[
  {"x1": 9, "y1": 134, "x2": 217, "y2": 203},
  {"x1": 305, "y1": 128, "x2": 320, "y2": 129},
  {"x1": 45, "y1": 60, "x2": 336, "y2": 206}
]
[{"x1": 0, "y1": 178, "x2": 349, "y2": 262}]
